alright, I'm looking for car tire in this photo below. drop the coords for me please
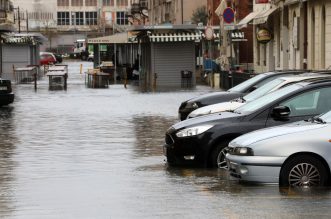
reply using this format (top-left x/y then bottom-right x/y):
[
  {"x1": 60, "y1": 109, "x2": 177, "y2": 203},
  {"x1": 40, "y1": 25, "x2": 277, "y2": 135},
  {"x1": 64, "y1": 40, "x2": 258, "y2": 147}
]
[
  {"x1": 279, "y1": 155, "x2": 329, "y2": 187},
  {"x1": 210, "y1": 140, "x2": 231, "y2": 168}
]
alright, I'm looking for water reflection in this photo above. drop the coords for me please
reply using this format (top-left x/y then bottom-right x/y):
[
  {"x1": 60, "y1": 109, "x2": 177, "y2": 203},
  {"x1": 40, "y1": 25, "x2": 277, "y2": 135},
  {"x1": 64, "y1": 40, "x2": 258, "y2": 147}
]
[
  {"x1": 0, "y1": 107, "x2": 17, "y2": 215},
  {"x1": 131, "y1": 115, "x2": 176, "y2": 158}
]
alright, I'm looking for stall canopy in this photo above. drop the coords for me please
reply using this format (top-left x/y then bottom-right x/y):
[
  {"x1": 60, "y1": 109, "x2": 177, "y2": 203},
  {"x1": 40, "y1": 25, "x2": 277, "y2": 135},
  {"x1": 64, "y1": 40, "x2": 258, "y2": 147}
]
[{"x1": 88, "y1": 32, "x2": 131, "y2": 44}]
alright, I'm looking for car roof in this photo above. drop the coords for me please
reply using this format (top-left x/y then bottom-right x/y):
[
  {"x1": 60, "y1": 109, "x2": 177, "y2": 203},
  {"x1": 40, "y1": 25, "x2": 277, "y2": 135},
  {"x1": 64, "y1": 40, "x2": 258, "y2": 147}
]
[{"x1": 277, "y1": 73, "x2": 331, "y2": 82}]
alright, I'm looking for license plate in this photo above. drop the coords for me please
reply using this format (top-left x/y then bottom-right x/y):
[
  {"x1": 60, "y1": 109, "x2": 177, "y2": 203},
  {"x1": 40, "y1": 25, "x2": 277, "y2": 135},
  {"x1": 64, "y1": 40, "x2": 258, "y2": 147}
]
[{"x1": 0, "y1": 86, "x2": 7, "y2": 91}]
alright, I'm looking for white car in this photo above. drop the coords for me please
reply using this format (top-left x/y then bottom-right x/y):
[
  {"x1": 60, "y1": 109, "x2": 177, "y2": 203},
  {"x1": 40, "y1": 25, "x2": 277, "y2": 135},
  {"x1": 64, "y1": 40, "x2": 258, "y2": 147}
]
[{"x1": 187, "y1": 74, "x2": 331, "y2": 119}]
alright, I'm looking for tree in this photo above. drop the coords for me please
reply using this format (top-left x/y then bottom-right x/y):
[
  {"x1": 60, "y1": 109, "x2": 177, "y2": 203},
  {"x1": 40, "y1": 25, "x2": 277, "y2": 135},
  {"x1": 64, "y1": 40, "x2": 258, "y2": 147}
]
[{"x1": 191, "y1": 6, "x2": 208, "y2": 25}]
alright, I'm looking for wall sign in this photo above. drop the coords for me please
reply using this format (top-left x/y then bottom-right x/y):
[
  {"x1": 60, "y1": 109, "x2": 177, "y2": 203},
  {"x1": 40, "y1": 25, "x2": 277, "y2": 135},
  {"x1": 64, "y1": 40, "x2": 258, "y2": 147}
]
[
  {"x1": 256, "y1": 28, "x2": 272, "y2": 43},
  {"x1": 255, "y1": 0, "x2": 269, "y2": 3}
]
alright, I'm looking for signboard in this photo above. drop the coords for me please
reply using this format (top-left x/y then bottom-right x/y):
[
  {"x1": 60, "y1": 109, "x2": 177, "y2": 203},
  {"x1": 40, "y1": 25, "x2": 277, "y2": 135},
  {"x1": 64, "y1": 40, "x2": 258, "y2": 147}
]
[
  {"x1": 255, "y1": 0, "x2": 269, "y2": 3},
  {"x1": 223, "y1": 7, "x2": 235, "y2": 24},
  {"x1": 205, "y1": 26, "x2": 214, "y2": 40},
  {"x1": 256, "y1": 28, "x2": 272, "y2": 43}
]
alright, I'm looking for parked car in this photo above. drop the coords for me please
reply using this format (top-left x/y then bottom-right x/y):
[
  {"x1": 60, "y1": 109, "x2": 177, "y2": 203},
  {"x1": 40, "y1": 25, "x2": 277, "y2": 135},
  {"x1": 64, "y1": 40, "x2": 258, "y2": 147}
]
[
  {"x1": 226, "y1": 110, "x2": 331, "y2": 187},
  {"x1": 187, "y1": 73, "x2": 331, "y2": 119},
  {"x1": 0, "y1": 79, "x2": 14, "y2": 106},
  {"x1": 178, "y1": 70, "x2": 305, "y2": 120},
  {"x1": 54, "y1": 54, "x2": 63, "y2": 63},
  {"x1": 40, "y1": 52, "x2": 57, "y2": 65},
  {"x1": 164, "y1": 78, "x2": 331, "y2": 168}
]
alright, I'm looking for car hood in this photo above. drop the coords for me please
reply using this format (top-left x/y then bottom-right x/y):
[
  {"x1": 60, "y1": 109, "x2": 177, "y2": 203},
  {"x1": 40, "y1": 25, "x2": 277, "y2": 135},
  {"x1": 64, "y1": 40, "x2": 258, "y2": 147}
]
[
  {"x1": 171, "y1": 111, "x2": 241, "y2": 130},
  {"x1": 186, "y1": 91, "x2": 242, "y2": 106},
  {"x1": 229, "y1": 121, "x2": 328, "y2": 147},
  {"x1": 188, "y1": 101, "x2": 244, "y2": 118}
]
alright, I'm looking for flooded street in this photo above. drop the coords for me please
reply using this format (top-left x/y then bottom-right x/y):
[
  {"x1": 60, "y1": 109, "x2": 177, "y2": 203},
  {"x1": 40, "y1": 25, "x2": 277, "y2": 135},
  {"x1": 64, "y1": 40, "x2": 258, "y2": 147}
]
[{"x1": 1, "y1": 61, "x2": 331, "y2": 218}]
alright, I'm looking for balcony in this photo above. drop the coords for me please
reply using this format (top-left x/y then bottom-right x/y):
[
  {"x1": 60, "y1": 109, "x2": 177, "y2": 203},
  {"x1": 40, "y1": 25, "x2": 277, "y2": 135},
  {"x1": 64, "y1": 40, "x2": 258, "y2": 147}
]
[{"x1": 0, "y1": 9, "x2": 15, "y2": 32}]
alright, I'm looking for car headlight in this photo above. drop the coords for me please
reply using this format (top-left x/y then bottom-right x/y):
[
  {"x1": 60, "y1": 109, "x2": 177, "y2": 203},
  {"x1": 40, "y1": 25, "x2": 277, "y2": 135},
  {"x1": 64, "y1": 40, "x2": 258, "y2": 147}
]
[
  {"x1": 176, "y1": 125, "x2": 214, "y2": 138},
  {"x1": 231, "y1": 147, "x2": 254, "y2": 156}
]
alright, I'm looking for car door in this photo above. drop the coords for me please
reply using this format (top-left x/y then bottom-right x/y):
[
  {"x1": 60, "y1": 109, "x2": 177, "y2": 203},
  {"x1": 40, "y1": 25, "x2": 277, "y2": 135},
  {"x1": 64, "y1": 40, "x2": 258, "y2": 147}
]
[{"x1": 265, "y1": 86, "x2": 331, "y2": 127}]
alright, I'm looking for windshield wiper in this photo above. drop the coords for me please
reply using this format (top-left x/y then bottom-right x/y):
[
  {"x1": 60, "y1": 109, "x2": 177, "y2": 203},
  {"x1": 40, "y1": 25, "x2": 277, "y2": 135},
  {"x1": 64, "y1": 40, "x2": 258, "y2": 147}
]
[
  {"x1": 237, "y1": 96, "x2": 246, "y2": 103},
  {"x1": 310, "y1": 117, "x2": 326, "y2": 124}
]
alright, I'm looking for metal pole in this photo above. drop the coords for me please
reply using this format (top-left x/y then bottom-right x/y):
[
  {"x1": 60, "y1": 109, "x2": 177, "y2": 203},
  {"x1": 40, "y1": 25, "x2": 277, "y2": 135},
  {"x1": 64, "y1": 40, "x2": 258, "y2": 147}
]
[
  {"x1": 181, "y1": 0, "x2": 184, "y2": 24},
  {"x1": 26, "y1": 10, "x2": 29, "y2": 33},
  {"x1": 18, "y1": 7, "x2": 21, "y2": 33}
]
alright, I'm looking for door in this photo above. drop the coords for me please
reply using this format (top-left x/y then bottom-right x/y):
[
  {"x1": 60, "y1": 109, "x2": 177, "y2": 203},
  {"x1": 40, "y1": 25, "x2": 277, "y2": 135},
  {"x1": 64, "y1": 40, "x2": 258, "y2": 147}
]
[{"x1": 266, "y1": 87, "x2": 331, "y2": 127}]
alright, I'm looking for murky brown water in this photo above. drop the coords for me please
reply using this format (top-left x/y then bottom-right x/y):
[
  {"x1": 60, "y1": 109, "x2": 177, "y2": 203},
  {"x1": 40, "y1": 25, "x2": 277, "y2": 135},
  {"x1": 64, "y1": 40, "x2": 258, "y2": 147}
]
[{"x1": 1, "y1": 61, "x2": 331, "y2": 218}]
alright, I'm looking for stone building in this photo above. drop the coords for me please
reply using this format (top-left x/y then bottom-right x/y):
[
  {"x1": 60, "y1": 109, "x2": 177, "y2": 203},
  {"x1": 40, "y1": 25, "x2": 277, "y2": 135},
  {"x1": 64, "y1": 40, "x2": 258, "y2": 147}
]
[
  {"x1": 11, "y1": 0, "x2": 131, "y2": 53},
  {"x1": 249, "y1": 0, "x2": 330, "y2": 72},
  {"x1": 147, "y1": 0, "x2": 207, "y2": 25}
]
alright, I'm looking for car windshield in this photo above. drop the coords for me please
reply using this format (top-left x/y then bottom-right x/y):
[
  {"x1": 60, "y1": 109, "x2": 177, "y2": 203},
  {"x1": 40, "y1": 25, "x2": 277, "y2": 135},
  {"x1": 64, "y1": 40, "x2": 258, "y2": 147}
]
[
  {"x1": 319, "y1": 111, "x2": 331, "y2": 123},
  {"x1": 235, "y1": 84, "x2": 303, "y2": 114},
  {"x1": 243, "y1": 78, "x2": 286, "y2": 102},
  {"x1": 228, "y1": 74, "x2": 267, "y2": 93}
]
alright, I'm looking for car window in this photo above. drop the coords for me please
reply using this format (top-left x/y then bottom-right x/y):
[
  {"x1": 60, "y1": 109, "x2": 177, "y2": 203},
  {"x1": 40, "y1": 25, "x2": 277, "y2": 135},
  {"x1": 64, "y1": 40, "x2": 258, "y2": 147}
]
[
  {"x1": 244, "y1": 78, "x2": 285, "y2": 102},
  {"x1": 235, "y1": 84, "x2": 303, "y2": 114},
  {"x1": 320, "y1": 110, "x2": 331, "y2": 123},
  {"x1": 279, "y1": 87, "x2": 331, "y2": 117},
  {"x1": 228, "y1": 74, "x2": 266, "y2": 92}
]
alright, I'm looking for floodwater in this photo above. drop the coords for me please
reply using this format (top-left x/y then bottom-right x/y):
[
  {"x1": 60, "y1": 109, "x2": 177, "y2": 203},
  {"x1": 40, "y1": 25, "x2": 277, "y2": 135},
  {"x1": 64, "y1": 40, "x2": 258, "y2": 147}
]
[{"x1": 1, "y1": 61, "x2": 331, "y2": 219}]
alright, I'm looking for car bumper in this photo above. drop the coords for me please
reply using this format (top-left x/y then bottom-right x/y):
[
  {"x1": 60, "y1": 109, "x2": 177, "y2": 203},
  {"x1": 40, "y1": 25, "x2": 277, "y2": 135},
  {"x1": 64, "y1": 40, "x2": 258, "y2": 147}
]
[
  {"x1": 0, "y1": 93, "x2": 14, "y2": 106},
  {"x1": 226, "y1": 154, "x2": 287, "y2": 184},
  {"x1": 163, "y1": 134, "x2": 208, "y2": 167}
]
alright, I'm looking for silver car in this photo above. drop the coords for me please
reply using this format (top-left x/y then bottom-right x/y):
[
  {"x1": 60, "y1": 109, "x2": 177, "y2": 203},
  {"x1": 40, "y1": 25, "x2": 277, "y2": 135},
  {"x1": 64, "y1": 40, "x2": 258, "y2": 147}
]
[{"x1": 226, "y1": 110, "x2": 331, "y2": 187}]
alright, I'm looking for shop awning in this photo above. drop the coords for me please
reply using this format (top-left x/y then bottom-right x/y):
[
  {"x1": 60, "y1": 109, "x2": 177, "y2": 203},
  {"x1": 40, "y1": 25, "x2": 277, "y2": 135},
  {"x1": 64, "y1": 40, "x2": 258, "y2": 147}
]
[
  {"x1": 253, "y1": 7, "x2": 278, "y2": 25},
  {"x1": 88, "y1": 32, "x2": 130, "y2": 44},
  {"x1": 237, "y1": 11, "x2": 262, "y2": 29},
  {"x1": 148, "y1": 32, "x2": 202, "y2": 42},
  {"x1": 284, "y1": 0, "x2": 307, "y2": 6}
]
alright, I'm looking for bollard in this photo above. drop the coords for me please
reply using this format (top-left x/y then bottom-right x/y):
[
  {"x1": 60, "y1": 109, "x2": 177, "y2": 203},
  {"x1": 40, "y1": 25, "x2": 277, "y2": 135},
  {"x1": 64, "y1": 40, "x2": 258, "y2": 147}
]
[
  {"x1": 80, "y1": 64, "x2": 83, "y2": 74},
  {"x1": 33, "y1": 73, "x2": 37, "y2": 91},
  {"x1": 153, "y1": 73, "x2": 158, "y2": 92}
]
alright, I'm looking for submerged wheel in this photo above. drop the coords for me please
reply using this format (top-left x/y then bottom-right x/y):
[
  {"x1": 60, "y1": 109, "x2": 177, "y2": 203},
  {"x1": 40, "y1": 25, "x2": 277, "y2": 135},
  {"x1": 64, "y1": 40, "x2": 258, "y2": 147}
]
[
  {"x1": 210, "y1": 140, "x2": 231, "y2": 169},
  {"x1": 280, "y1": 155, "x2": 329, "y2": 187}
]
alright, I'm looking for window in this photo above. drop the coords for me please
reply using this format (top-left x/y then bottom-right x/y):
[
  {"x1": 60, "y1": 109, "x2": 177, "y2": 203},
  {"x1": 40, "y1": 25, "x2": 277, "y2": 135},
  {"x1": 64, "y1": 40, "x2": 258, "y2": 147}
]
[
  {"x1": 116, "y1": 11, "x2": 128, "y2": 25},
  {"x1": 86, "y1": 12, "x2": 97, "y2": 25},
  {"x1": 280, "y1": 87, "x2": 331, "y2": 117},
  {"x1": 72, "y1": 12, "x2": 84, "y2": 25},
  {"x1": 116, "y1": 0, "x2": 127, "y2": 6},
  {"x1": 72, "y1": 0, "x2": 83, "y2": 6},
  {"x1": 57, "y1": 0, "x2": 69, "y2": 6},
  {"x1": 57, "y1": 11, "x2": 70, "y2": 25},
  {"x1": 85, "y1": 0, "x2": 97, "y2": 6},
  {"x1": 103, "y1": 0, "x2": 114, "y2": 6}
]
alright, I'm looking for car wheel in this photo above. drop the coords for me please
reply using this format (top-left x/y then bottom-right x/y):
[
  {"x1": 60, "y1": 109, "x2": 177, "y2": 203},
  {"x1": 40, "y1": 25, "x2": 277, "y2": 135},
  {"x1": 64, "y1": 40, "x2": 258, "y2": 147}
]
[
  {"x1": 210, "y1": 140, "x2": 231, "y2": 169},
  {"x1": 279, "y1": 155, "x2": 329, "y2": 187}
]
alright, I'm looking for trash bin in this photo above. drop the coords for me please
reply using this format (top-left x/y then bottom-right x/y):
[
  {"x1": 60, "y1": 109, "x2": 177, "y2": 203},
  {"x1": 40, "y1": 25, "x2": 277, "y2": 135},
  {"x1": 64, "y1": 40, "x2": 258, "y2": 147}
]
[{"x1": 181, "y1": 70, "x2": 193, "y2": 88}]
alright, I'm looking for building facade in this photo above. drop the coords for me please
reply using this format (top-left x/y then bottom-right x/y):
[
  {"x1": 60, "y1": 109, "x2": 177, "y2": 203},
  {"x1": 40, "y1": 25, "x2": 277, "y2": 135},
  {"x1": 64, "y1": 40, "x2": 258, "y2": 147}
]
[
  {"x1": 251, "y1": 0, "x2": 330, "y2": 72},
  {"x1": 215, "y1": 0, "x2": 254, "y2": 71},
  {"x1": 147, "y1": 0, "x2": 207, "y2": 25},
  {"x1": 11, "y1": 0, "x2": 131, "y2": 53}
]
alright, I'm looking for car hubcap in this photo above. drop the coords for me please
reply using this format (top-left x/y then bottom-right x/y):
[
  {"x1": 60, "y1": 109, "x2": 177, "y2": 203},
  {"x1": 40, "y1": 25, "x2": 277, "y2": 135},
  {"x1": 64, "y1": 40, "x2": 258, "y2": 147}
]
[
  {"x1": 217, "y1": 148, "x2": 228, "y2": 169},
  {"x1": 288, "y1": 163, "x2": 321, "y2": 187}
]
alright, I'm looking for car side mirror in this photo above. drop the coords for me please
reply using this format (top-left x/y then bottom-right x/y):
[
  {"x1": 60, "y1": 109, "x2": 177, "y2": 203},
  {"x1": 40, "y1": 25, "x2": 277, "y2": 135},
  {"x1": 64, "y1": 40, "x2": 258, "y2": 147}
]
[{"x1": 272, "y1": 106, "x2": 291, "y2": 120}]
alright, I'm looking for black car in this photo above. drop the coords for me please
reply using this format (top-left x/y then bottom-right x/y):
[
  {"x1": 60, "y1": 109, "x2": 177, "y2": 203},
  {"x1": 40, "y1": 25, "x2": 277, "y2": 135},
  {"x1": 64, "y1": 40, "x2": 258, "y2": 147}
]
[
  {"x1": 0, "y1": 79, "x2": 14, "y2": 106},
  {"x1": 54, "y1": 54, "x2": 63, "y2": 63},
  {"x1": 178, "y1": 70, "x2": 306, "y2": 120},
  {"x1": 165, "y1": 78, "x2": 331, "y2": 168}
]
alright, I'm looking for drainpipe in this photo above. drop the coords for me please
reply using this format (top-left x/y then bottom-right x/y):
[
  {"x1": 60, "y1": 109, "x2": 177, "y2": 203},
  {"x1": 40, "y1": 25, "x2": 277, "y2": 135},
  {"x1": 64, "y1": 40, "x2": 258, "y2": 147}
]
[{"x1": 303, "y1": 1, "x2": 307, "y2": 70}]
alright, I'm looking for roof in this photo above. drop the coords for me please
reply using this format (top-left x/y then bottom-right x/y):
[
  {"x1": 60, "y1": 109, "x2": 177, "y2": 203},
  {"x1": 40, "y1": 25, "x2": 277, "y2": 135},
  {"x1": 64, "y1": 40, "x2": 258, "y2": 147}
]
[{"x1": 1, "y1": 32, "x2": 47, "y2": 44}]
